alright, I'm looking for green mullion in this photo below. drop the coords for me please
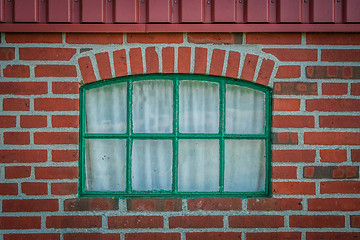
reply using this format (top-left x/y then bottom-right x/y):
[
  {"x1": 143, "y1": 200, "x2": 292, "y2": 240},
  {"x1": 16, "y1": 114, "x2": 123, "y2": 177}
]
[
  {"x1": 224, "y1": 134, "x2": 267, "y2": 139},
  {"x1": 265, "y1": 89, "x2": 273, "y2": 196},
  {"x1": 172, "y1": 77, "x2": 179, "y2": 193},
  {"x1": 126, "y1": 78, "x2": 133, "y2": 193},
  {"x1": 84, "y1": 133, "x2": 128, "y2": 139},
  {"x1": 219, "y1": 80, "x2": 225, "y2": 192},
  {"x1": 79, "y1": 88, "x2": 86, "y2": 195}
]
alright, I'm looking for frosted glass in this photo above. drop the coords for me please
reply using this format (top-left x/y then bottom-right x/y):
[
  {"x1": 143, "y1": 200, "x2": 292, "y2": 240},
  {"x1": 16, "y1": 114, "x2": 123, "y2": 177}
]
[
  {"x1": 178, "y1": 139, "x2": 219, "y2": 192},
  {"x1": 133, "y1": 80, "x2": 173, "y2": 133},
  {"x1": 226, "y1": 85, "x2": 265, "y2": 134},
  {"x1": 224, "y1": 140, "x2": 266, "y2": 192},
  {"x1": 179, "y1": 81, "x2": 219, "y2": 133},
  {"x1": 132, "y1": 140, "x2": 172, "y2": 191},
  {"x1": 85, "y1": 139, "x2": 126, "y2": 191},
  {"x1": 86, "y1": 82, "x2": 127, "y2": 133}
]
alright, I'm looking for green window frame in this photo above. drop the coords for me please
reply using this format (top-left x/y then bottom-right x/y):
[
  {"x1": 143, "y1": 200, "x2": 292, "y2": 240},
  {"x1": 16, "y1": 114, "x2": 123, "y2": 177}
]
[{"x1": 79, "y1": 74, "x2": 272, "y2": 198}]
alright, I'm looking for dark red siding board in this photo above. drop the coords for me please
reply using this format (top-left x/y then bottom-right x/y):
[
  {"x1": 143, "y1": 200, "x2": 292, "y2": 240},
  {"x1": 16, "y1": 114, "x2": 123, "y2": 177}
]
[
  {"x1": 48, "y1": 0, "x2": 71, "y2": 23},
  {"x1": 279, "y1": 0, "x2": 302, "y2": 23},
  {"x1": 0, "y1": 0, "x2": 4, "y2": 22},
  {"x1": 345, "y1": 0, "x2": 360, "y2": 23},
  {"x1": 114, "y1": 0, "x2": 139, "y2": 23},
  {"x1": 311, "y1": 0, "x2": 335, "y2": 23},
  {"x1": 213, "y1": 0, "x2": 236, "y2": 23},
  {"x1": 180, "y1": 0, "x2": 204, "y2": 23},
  {"x1": 82, "y1": 0, "x2": 105, "y2": 23},
  {"x1": 14, "y1": 0, "x2": 38, "y2": 23},
  {"x1": 147, "y1": 0, "x2": 171, "y2": 23},
  {"x1": 247, "y1": 0, "x2": 269, "y2": 23}
]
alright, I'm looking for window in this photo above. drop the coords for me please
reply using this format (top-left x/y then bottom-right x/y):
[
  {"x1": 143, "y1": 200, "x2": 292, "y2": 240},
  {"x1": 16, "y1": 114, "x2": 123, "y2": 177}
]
[{"x1": 79, "y1": 74, "x2": 272, "y2": 198}]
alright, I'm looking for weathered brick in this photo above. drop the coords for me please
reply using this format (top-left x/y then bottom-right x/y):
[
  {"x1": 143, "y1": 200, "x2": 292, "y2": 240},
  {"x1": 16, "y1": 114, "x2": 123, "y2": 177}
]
[
  {"x1": 263, "y1": 49, "x2": 317, "y2": 61},
  {"x1": 52, "y1": 115, "x2": 79, "y2": 128},
  {"x1": 241, "y1": 54, "x2": 258, "y2": 81},
  {"x1": 322, "y1": 49, "x2": 360, "y2": 62},
  {"x1": 51, "y1": 182, "x2": 77, "y2": 195},
  {"x1": 169, "y1": 216, "x2": 223, "y2": 228},
  {"x1": 35, "y1": 98, "x2": 78, "y2": 111},
  {"x1": 0, "y1": 183, "x2": 18, "y2": 195},
  {"x1": 247, "y1": 232, "x2": 301, "y2": 240},
  {"x1": 4, "y1": 233, "x2": 60, "y2": 240},
  {"x1": 0, "y1": 82, "x2": 47, "y2": 95},
  {"x1": 275, "y1": 65, "x2": 301, "y2": 78},
  {"x1": 34, "y1": 132, "x2": 78, "y2": 145},
  {"x1": 3, "y1": 98, "x2": 30, "y2": 111},
  {"x1": 129, "y1": 48, "x2": 143, "y2": 75},
  {"x1": 20, "y1": 48, "x2": 76, "y2": 61},
  {"x1": 35, "y1": 65, "x2": 77, "y2": 77},
  {"x1": 322, "y1": 83, "x2": 348, "y2": 95},
  {"x1": 247, "y1": 33, "x2": 301, "y2": 45},
  {"x1": 146, "y1": 47, "x2": 159, "y2": 73},
  {"x1": 256, "y1": 59, "x2": 275, "y2": 86},
  {"x1": 226, "y1": 51, "x2": 241, "y2": 78},
  {"x1": 351, "y1": 215, "x2": 360, "y2": 228},
  {"x1": 52, "y1": 82, "x2": 79, "y2": 94},
  {"x1": 320, "y1": 115, "x2": 360, "y2": 128},
  {"x1": 209, "y1": 49, "x2": 225, "y2": 75},
  {"x1": 272, "y1": 166, "x2": 297, "y2": 179},
  {"x1": 127, "y1": 33, "x2": 183, "y2": 44},
  {"x1": 125, "y1": 233, "x2": 180, "y2": 240},
  {"x1": 5, "y1": 166, "x2": 31, "y2": 179},
  {"x1": 352, "y1": 149, "x2": 360, "y2": 162},
  {"x1": 0, "y1": 116, "x2": 16, "y2": 128},
  {"x1": 108, "y1": 216, "x2": 163, "y2": 229},
  {"x1": 4, "y1": 132, "x2": 30, "y2": 145},
  {"x1": 0, "y1": 150, "x2": 47, "y2": 163},
  {"x1": 272, "y1": 150, "x2": 316, "y2": 162},
  {"x1": 178, "y1": 47, "x2": 191, "y2": 73},
  {"x1": 247, "y1": 198, "x2": 302, "y2": 211},
  {"x1": 47, "y1": 216, "x2": 102, "y2": 228},
  {"x1": 229, "y1": 215, "x2": 284, "y2": 228},
  {"x1": 6, "y1": 33, "x2": 62, "y2": 43},
  {"x1": 64, "y1": 233, "x2": 120, "y2": 240},
  {"x1": 351, "y1": 83, "x2": 360, "y2": 95},
  {"x1": 304, "y1": 132, "x2": 360, "y2": 145},
  {"x1": 289, "y1": 215, "x2": 344, "y2": 228},
  {"x1": 320, "y1": 149, "x2": 347, "y2": 163},
  {"x1": 194, "y1": 47, "x2": 207, "y2": 74},
  {"x1": 272, "y1": 182, "x2": 315, "y2": 195},
  {"x1": 307, "y1": 232, "x2": 360, "y2": 240},
  {"x1": 21, "y1": 182, "x2": 48, "y2": 195},
  {"x1": 188, "y1": 33, "x2": 241, "y2": 44},
  {"x1": 304, "y1": 166, "x2": 359, "y2": 179},
  {"x1": 35, "y1": 167, "x2": 78, "y2": 179},
  {"x1": 273, "y1": 98, "x2": 301, "y2": 111},
  {"x1": 96, "y1": 52, "x2": 112, "y2": 79},
  {"x1": 309, "y1": 198, "x2": 360, "y2": 211},
  {"x1": 273, "y1": 132, "x2": 298, "y2": 145},
  {"x1": 20, "y1": 115, "x2": 47, "y2": 128},
  {"x1": 306, "y1": 66, "x2": 360, "y2": 79},
  {"x1": 113, "y1": 49, "x2": 128, "y2": 77},
  {"x1": 52, "y1": 150, "x2": 78, "y2": 162},
  {"x1": 3, "y1": 65, "x2": 30, "y2": 78},
  {"x1": 321, "y1": 181, "x2": 360, "y2": 194},
  {"x1": 187, "y1": 232, "x2": 242, "y2": 240},
  {"x1": 0, "y1": 217, "x2": 41, "y2": 229},
  {"x1": 187, "y1": 198, "x2": 242, "y2": 211},
  {"x1": 79, "y1": 56, "x2": 97, "y2": 83},
  {"x1": 307, "y1": 33, "x2": 360, "y2": 45},
  {"x1": 64, "y1": 198, "x2": 119, "y2": 211},
  {"x1": 274, "y1": 82, "x2": 317, "y2": 95},
  {"x1": 127, "y1": 198, "x2": 182, "y2": 211},
  {"x1": 0, "y1": 47, "x2": 15, "y2": 60},
  {"x1": 3, "y1": 199, "x2": 58, "y2": 212},
  {"x1": 307, "y1": 99, "x2": 360, "y2": 111},
  {"x1": 66, "y1": 33, "x2": 123, "y2": 44},
  {"x1": 162, "y1": 47, "x2": 174, "y2": 73},
  {"x1": 273, "y1": 115, "x2": 314, "y2": 128}
]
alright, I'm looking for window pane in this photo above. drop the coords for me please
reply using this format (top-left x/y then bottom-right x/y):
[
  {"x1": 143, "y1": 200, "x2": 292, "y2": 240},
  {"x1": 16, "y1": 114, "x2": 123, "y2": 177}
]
[
  {"x1": 86, "y1": 82, "x2": 127, "y2": 133},
  {"x1": 178, "y1": 139, "x2": 219, "y2": 192},
  {"x1": 179, "y1": 81, "x2": 219, "y2": 133},
  {"x1": 133, "y1": 80, "x2": 173, "y2": 133},
  {"x1": 224, "y1": 140, "x2": 266, "y2": 192},
  {"x1": 85, "y1": 139, "x2": 126, "y2": 191},
  {"x1": 132, "y1": 140, "x2": 172, "y2": 191},
  {"x1": 226, "y1": 85, "x2": 265, "y2": 134}
]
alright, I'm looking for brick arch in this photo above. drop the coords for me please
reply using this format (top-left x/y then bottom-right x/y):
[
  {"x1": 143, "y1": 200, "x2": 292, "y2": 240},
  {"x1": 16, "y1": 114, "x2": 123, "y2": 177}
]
[{"x1": 77, "y1": 46, "x2": 278, "y2": 87}]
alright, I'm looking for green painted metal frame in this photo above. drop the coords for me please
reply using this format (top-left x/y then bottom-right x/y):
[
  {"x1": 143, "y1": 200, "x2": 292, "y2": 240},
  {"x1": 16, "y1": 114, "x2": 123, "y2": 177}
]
[{"x1": 79, "y1": 73, "x2": 272, "y2": 198}]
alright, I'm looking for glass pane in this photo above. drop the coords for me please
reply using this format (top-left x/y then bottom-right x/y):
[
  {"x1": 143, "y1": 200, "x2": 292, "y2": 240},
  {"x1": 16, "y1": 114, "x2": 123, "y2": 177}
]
[
  {"x1": 85, "y1": 139, "x2": 126, "y2": 191},
  {"x1": 179, "y1": 81, "x2": 219, "y2": 133},
  {"x1": 226, "y1": 85, "x2": 265, "y2": 134},
  {"x1": 224, "y1": 140, "x2": 266, "y2": 192},
  {"x1": 86, "y1": 82, "x2": 127, "y2": 133},
  {"x1": 132, "y1": 140, "x2": 172, "y2": 191},
  {"x1": 178, "y1": 139, "x2": 219, "y2": 192},
  {"x1": 133, "y1": 80, "x2": 173, "y2": 133}
]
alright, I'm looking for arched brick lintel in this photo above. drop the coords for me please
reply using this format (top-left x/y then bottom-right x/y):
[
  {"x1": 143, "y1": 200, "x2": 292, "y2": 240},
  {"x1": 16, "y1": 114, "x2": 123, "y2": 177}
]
[{"x1": 78, "y1": 46, "x2": 278, "y2": 88}]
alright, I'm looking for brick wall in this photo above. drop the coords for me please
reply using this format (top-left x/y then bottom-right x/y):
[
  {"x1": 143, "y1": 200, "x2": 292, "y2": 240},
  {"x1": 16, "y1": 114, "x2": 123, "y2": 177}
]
[{"x1": 0, "y1": 32, "x2": 359, "y2": 239}]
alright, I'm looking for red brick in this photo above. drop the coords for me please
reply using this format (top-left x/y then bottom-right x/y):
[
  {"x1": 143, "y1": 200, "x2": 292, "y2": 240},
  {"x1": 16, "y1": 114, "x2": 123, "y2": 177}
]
[
  {"x1": 169, "y1": 216, "x2": 223, "y2": 228},
  {"x1": 0, "y1": 217, "x2": 41, "y2": 229},
  {"x1": 79, "y1": 56, "x2": 97, "y2": 84},
  {"x1": 304, "y1": 132, "x2": 360, "y2": 145},
  {"x1": 34, "y1": 132, "x2": 78, "y2": 145},
  {"x1": 306, "y1": 66, "x2": 360, "y2": 79},
  {"x1": 108, "y1": 216, "x2": 163, "y2": 229},
  {"x1": 321, "y1": 149, "x2": 347, "y2": 162},
  {"x1": 289, "y1": 215, "x2": 344, "y2": 228},
  {"x1": 113, "y1": 49, "x2": 127, "y2": 77},
  {"x1": 178, "y1": 47, "x2": 191, "y2": 73},
  {"x1": 52, "y1": 150, "x2": 79, "y2": 162},
  {"x1": 272, "y1": 150, "x2": 316, "y2": 162},
  {"x1": 322, "y1": 83, "x2": 348, "y2": 95},
  {"x1": 3, "y1": 65, "x2": 30, "y2": 78},
  {"x1": 274, "y1": 82, "x2": 317, "y2": 95},
  {"x1": 241, "y1": 54, "x2": 258, "y2": 81},
  {"x1": 322, "y1": 49, "x2": 360, "y2": 62},
  {"x1": 64, "y1": 233, "x2": 120, "y2": 240},
  {"x1": 127, "y1": 198, "x2": 182, "y2": 211},
  {"x1": 272, "y1": 166, "x2": 297, "y2": 179},
  {"x1": 273, "y1": 98, "x2": 301, "y2": 111},
  {"x1": 247, "y1": 198, "x2": 302, "y2": 211},
  {"x1": 209, "y1": 49, "x2": 225, "y2": 75},
  {"x1": 321, "y1": 181, "x2": 360, "y2": 194},
  {"x1": 0, "y1": 47, "x2": 15, "y2": 60},
  {"x1": 52, "y1": 115, "x2": 79, "y2": 128},
  {"x1": 309, "y1": 198, "x2": 360, "y2": 211},
  {"x1": 35, "y1": 65, "x2": 77, "y2": 77},
  {"x1": 187, "y1": 232, "x2": 242, "y2": 240},
  {"x1": 3, "y1": 199, "x2": 58, "y2": 212},
  {"x1": 4, "y1": 233, "x2": 60, "y2": 240},
  {"x1": 162, "y1": 47, "x2": 174, "y2": 73},
  {"x1": 263, "y1": 49, "x2": 317, "y2": 61},
  {"x1": 307, "y1": 232, "x2": 360, "y2": 240},
  {"x1": 272, "y1": 182, "x2": 315, "y2": 195},
  {"x1": 4, "y1": 132, "x2": 30, "y2": 145},
  {"x1": 4, "y1": 98, "x2": 30, "y2": 110},
  {"x1": 95, "y1": 52, "x2": 112, "y2": 79},
  {"x1": 0, "y1": 150, "x2": 47, "y2": 163},
  {"x1": 125, "y1": 233, "x2": 180, "y2": 240},
  {"x1": 307, "y1": 33, "x2": 360, "y2": 45},
  {"x1": 187, "y1": 198, "x2": 242, "y2": 211},
  {"x1": 52, "y1": 82, "x2": 79, "y2": 94},
  {"x1": 247, "y1": 232, "x2": 301, "y2": 240},
  {"x1": 351, "y1": 215, "x2": 360, "y2": 227},
  {"x1": 276, "y1": 65, "x2": 301, "y2": 79},
  {"x1": 127, "y1": 33, "x2": 183, "y2": 44},
  {"x1": 6, "y1": 33, "x2": 62, "y2": 43},
  {"x1": 20, "y1": 115, "x2": 47, "y2": 128},
  {"x1": 35, "y1": 167, "x2": 78, "y2": 179},
  {"x1": 188, "y1": 33, "x2": 241, "y2": 44},
  {"x1": 129, "y1": 48, "x2": 143, "y2": 75},
  {"x1": 51, "y1": 182, "x2": 77, "y2": 195},
  {"x1": 47, "y1": 216, "x2": 102, "y2": 228},
  {"x1": 352, "y1": 149, "x2": 360, "y2": 162},
  {"x1": 64, "y1": 198, "x2": 119, "y2": 211},
  {"x1": 0, "y1": 183, "x2": 18, "y2": 195},
  {"x1": 351, "y1": 83, "x2": 360, "y2": 95},
  {"x1": 66, "y1": 33, "x2": 123, "y2": 44},
  {"x1": 0, "y1": 116, "x2": 16, "y2": 128},
  {"x1": 226, "y1": 51, "x2": 241, "y2": 78},
  {"x1": 256, "y1": 59, "x2": 275, "y2": 85},
  {"x1": 146, "y1": 47, "x2": 159, "y2": 73},
  {"x1": 273, "y1": 115, "x2": 314, "y2": 128},
  {"x1": 20, "y1": 48, "x2": 76, "y2": 61},
  {"x1": 0, "y1": 82, "x2": 47, "y2": 95},
  {"x1": 194, "y1": 47, "x2": 207, "y2": 74},
  {"x1": 320, "y1": 115, "x2": 360, "y2": 128},
  {"x1": 273, "y1": 132, "x2": 298, "y2": 145},
  {"x1": 21, "y1": 182, "x2": 48, "y2": 195},
  {"x1": 229, "y1": 215, "x2": 284, "y2": 228},
  {"x1": 5, "y1": 166, "x2": 31, "y2": 179},
  {"x1": 247, "y1": 33, "x2": 301, "y2": 45},
  {"x1": 307, "y1": 99, "x2": 360, "y2": 111},
  {"x1": 304, "y1": 166, "x2": 358, "y2": 179},
  {"x1": 35, "y1": 98, "x2": 78, "y2": 111}
]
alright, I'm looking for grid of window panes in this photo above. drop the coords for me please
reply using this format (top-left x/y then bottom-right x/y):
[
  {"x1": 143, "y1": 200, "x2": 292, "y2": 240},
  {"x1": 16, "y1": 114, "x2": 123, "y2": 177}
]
[{"x1": 80, "y1": 74, "x2": 272, "y2": 198}]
